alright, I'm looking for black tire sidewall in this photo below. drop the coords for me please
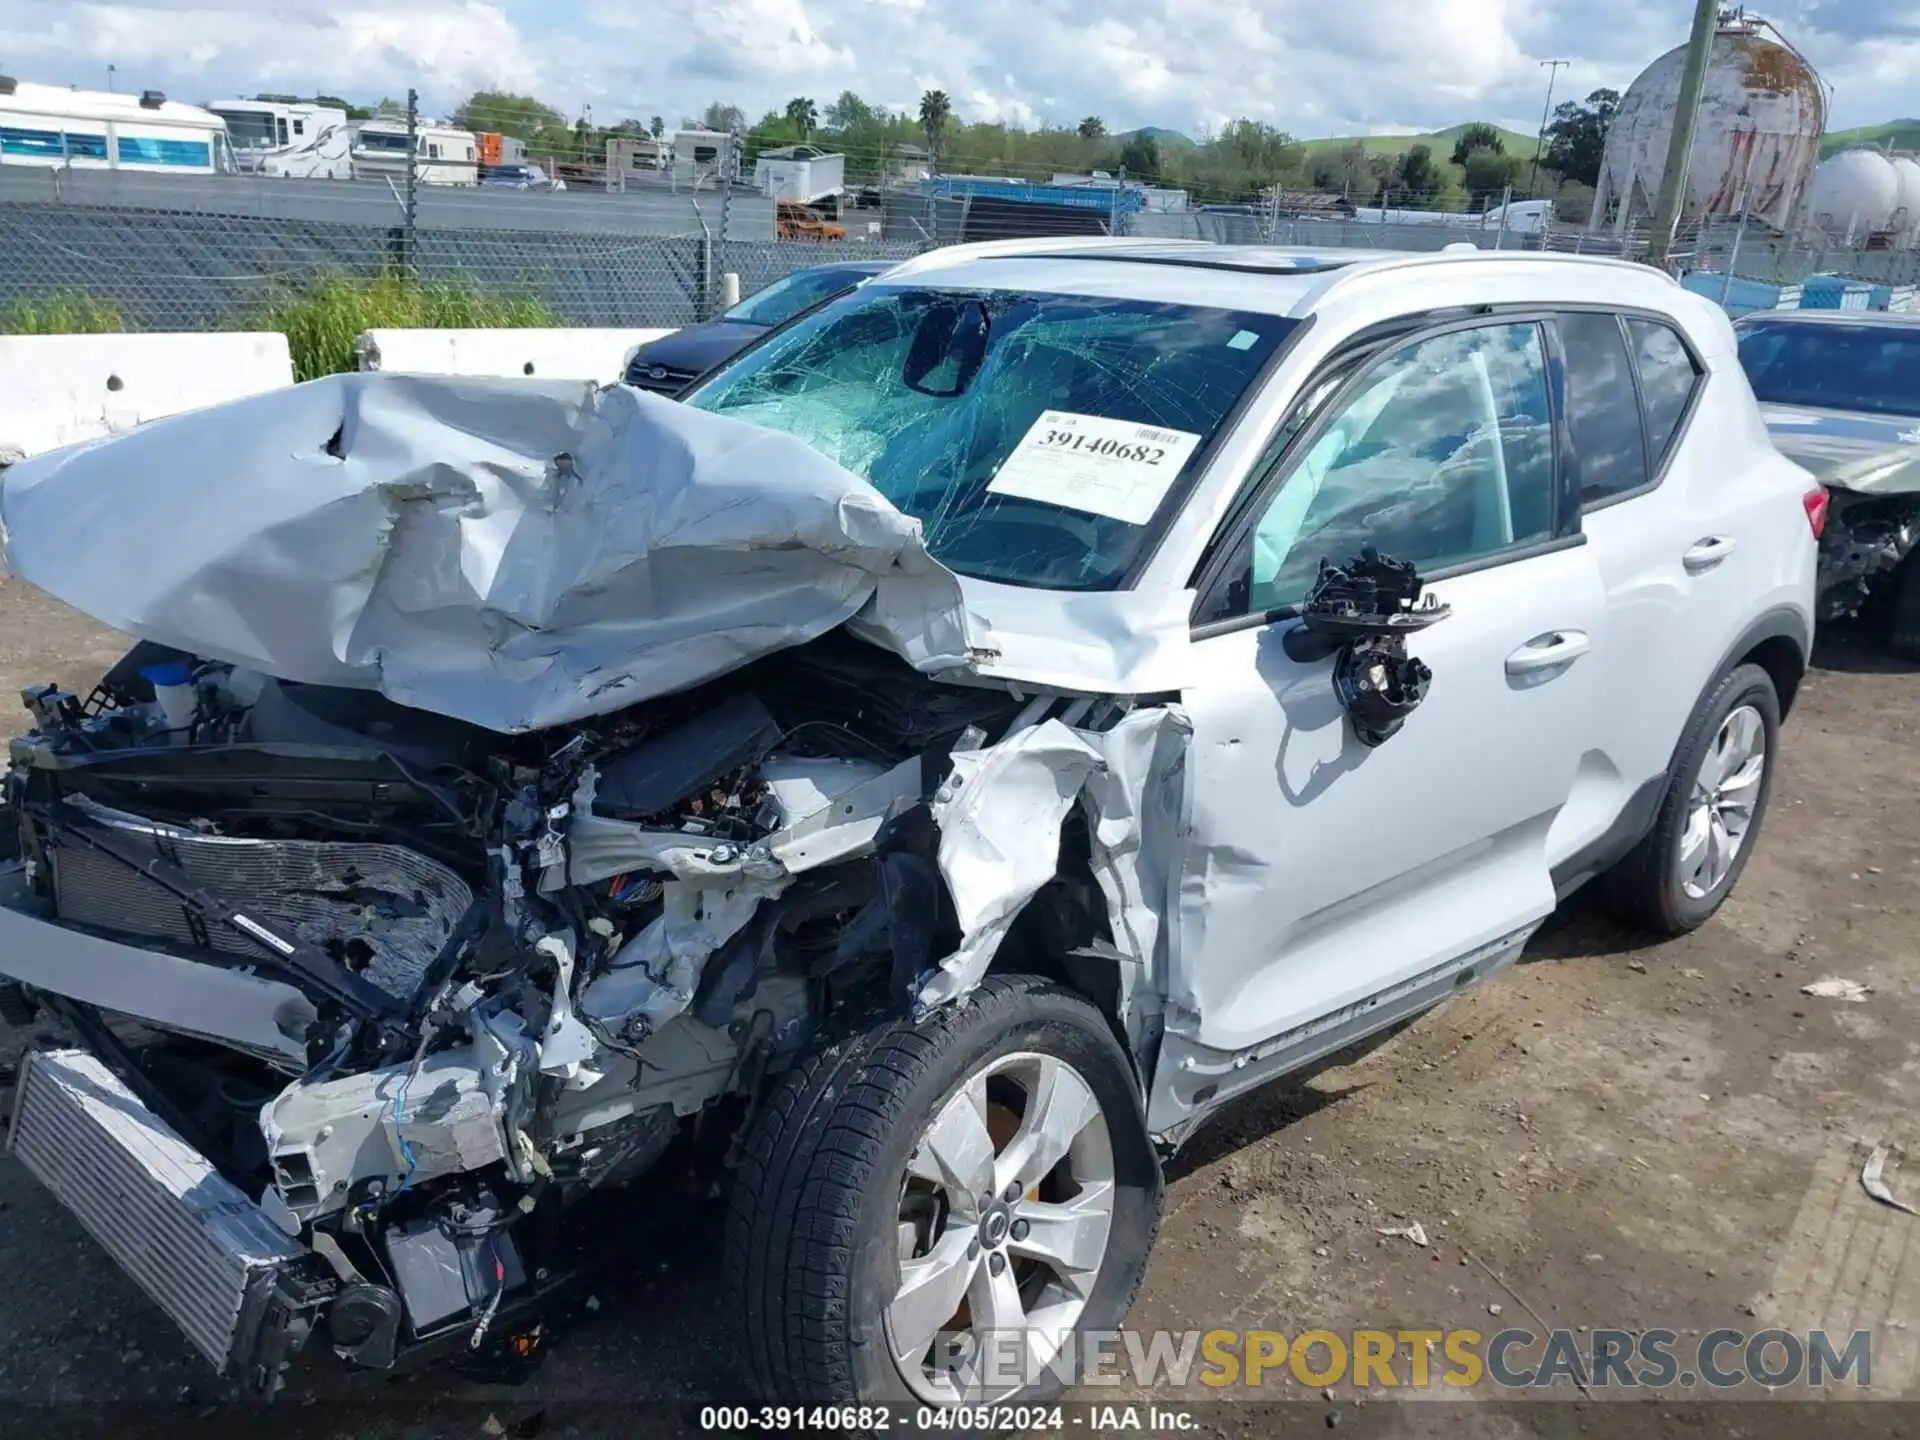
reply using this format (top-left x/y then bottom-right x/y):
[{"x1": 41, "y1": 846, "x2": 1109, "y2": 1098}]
[
  {"x1": 1657, "y1": 664, "x2": 1782, "y2": 930},
  {"x1": 842, "y1": 991, "x2": 1161, "y2": 1406}
]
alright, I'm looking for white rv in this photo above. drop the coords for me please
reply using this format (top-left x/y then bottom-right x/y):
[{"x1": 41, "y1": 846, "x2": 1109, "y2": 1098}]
[
  {"x1": 207, "y1": 99, "x2": 352, "y2": 179},
  {"x1": 349, "y1": 117, "x2": 478, "y2": 186},
  {"x1": 0, "y1": 77, "x2": 234, "y2": 174}
]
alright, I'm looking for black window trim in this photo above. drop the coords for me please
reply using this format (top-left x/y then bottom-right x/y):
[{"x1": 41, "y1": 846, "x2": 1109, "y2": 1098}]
[
  {"x1": 1187, "y1": 307, "x2": 1578, "y2": 638},
  {"x1": 1565, "y1": 305, "x2": 1708, "y2": 516}
]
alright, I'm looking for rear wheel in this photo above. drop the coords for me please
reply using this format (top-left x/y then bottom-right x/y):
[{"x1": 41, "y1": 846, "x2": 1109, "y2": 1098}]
[
  {"x1": 1601, "y1": 663, "x2": 1780, "y2": 937},
  {"x1": 723, "y1": 975, "x2": 1161, "y2": 1405}
]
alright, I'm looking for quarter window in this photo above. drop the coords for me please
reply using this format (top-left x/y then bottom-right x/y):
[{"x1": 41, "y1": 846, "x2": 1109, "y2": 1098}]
[
  {"x1": 1558, "y1": 312, "x2": 1650, "y2": 507},
  {"x1": 1627, "y1": 318, "x2": 1701, "y2": 466},
  {"x1": 1214, "y1": 322, "x2": 1558, "y2": 618}
]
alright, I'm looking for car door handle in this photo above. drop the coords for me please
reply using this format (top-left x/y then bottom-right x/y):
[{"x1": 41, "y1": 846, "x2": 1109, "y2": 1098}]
[
  {"x1": 1684, "y1": 537, "x2": 1738, "y2": 573},
  {"x1": 1506, "y1": 630, "x2": 1592, "y2": 676}
]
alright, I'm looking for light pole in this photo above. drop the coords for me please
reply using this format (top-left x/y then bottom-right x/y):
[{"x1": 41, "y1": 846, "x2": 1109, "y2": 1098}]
[
  {"x1": 1530, "y1": 59, "x2": 1569, "y2": 198},
  {"x1": 106, "y1": 64, "x2": 116, "y2": 93}
]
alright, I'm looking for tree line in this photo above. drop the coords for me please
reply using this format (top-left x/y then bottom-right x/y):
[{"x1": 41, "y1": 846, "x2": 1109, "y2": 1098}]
[{"x1": 315, "y1": 85, "x2": 1620, "y2": 218}]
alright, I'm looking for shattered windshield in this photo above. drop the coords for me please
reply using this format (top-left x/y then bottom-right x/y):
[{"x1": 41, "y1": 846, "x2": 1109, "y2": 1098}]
[
  {"x1": 684, "y1": 285, "x2": 1293, "y2": 588},
  {"x1": 1738, "y1": 321, "x2": 1920, "y2": 419}
]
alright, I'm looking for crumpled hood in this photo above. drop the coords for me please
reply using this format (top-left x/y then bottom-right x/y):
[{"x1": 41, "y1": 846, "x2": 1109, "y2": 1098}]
[
  {"x1": 1761, "y1": 405, "x2": 1920, "y2": 496},
  {"x1": 0, "y1": 373, "x2": 974, "y2": 733}
]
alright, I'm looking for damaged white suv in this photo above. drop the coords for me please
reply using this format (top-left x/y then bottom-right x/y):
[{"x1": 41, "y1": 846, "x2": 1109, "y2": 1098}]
[{"x1": 0, "y1": 239, "x2": 1820, "y2": 1405}]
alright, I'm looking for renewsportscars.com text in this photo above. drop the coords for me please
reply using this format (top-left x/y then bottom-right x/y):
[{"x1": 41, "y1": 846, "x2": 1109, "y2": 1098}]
[{"x1": 921, "y1": 1327, "x2": 1873, "y2": 1394}]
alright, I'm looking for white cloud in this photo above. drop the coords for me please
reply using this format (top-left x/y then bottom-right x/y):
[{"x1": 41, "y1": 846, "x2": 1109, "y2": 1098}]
[{"x1": 6, "y1": 0, "x2": 1918, "y2": 140}]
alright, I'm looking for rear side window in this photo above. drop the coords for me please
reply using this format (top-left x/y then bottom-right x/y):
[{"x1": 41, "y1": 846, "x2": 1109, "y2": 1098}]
[
  {"x1": 1557, "y1": 313, "x2": 1649, "y2": 507},
  {"x1": 1627, "y1": 319, "x2": 1702, "y2": 466}
]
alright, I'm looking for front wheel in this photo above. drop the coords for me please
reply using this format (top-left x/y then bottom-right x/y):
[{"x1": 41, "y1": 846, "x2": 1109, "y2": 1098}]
[{"x1": 723, "y1": 975, "x2": 1162, "y2": 1406}]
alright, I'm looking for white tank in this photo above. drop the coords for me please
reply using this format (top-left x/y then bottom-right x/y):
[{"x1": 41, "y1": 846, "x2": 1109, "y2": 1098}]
[
  {"x1": 1891, "y1": 157, "x2": 1920, "y2": 247},
  {"x1": 1595, "y1": 17, "x2": 1826, "y2": 232},
  {"x1": 1801, "y1": 150, "x2": 1903, "y2": 242}
]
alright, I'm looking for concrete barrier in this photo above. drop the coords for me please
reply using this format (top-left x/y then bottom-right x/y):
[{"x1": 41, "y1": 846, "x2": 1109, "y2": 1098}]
[
  {"x1": 0, "y1": 332, "x2": 294, "y2": 466},
  {"x1": 356, "y1": 328, "x2": 679, "y2": 382}
]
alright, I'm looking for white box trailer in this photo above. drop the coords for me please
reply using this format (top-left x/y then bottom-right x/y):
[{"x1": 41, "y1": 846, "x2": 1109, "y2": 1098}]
[
  {"x1": 207, "y1": 100, "x2": 352, "y2": 179},
  {"x1": 754, "y1": 147, "x2": 845, "y2": 204},
  {"x1": 0, "y1": 76, "x2": 234, "y2": 174}
]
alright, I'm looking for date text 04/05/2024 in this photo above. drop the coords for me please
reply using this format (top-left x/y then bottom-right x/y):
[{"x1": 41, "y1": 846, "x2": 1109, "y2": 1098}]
[{"x1": 697, "y1": 1406, "x2": 1194, "y2": 1432}]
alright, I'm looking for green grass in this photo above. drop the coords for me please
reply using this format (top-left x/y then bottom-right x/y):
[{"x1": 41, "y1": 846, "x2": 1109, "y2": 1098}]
[
  {"x1": 0, "y1": 291, "x2": 127, "y2": 334},
  {"x1": 1822, "y1": 120, "x2": 1920, "y2": 158},
  {"x1": 1296, "y1": 122, "x2": 1542, "y2": 160},
  {"x1": 250, "y1": 271, "x2": 559, "y2": 382}
]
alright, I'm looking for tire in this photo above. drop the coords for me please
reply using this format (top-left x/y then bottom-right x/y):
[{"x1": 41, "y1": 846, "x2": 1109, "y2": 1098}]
[
  {"x1": 1887, "y1": 552, "x2": 1920, "y2": 663},
  {"x1": 1601, "y1": 662, "x2": 1781, "y2": 937},
  {"x1": 723, "y1": 975, "x2": 1162, "y2": 1407}
]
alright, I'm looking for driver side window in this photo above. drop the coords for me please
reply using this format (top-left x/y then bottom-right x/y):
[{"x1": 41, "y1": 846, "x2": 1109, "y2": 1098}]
[{"x1": 1210, "y1": 322, "x2": 1558, "y2": 619}]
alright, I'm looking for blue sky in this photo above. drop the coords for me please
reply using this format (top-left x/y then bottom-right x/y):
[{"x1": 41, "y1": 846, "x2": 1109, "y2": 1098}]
[{"x1": 5, "y1": 0, "x2": 1916, "y2": 139}]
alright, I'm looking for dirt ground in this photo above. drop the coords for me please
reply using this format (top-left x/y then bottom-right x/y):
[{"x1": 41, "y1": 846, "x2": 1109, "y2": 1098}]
[{"x1": 0, "y1": 567, "x2": 1914, "y2": 1438}]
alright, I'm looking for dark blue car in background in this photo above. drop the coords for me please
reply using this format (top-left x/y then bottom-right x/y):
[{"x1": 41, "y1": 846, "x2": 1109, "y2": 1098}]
[{"x1": 621, "y1": 259, "x2": 896, "y2": 396}]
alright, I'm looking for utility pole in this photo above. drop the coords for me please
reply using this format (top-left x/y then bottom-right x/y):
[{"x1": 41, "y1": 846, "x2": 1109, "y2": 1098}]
[
  {"x1": 1530, "y1": 59, "x2": 1569, "y2": 198},
  {"x1": 1647, "y1": 0, "x2": 1721, "y2": 267},
  {"x1": 403, "y1": 88, "x2": 419, "y2": 277}
]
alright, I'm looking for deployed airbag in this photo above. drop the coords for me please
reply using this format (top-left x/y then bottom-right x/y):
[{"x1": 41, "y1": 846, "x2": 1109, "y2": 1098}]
[{"x1": 0, "y1": 375, "x2": 972, "y2": 733}]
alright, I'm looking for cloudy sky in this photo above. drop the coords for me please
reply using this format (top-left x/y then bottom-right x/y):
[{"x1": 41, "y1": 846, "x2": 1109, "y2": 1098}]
[{"x1": 4, "y1": 0, "x2": 1916, "y2": 138}]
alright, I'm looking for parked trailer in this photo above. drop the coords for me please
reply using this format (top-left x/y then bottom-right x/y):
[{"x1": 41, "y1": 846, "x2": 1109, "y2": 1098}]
[
  {"x1": 349, "y1": 117, "x2": 478, "y2": 186},
  {"x1": 0, "y1": 77, "x2": 234, "y2": 174},
  {"x1": 207, "y1": 99, "x2": 351, "y2": 179}
]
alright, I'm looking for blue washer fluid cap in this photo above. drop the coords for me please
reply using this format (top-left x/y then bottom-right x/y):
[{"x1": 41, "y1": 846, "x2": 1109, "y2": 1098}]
[{"x1": 141, "y1": 661, "x2": 194, "y2": 689}]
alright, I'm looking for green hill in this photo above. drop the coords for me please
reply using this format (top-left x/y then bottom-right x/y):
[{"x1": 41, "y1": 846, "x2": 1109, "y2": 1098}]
[
  {"x1": 1822, "y1": 120, "x2": 1920, "y2": 158},
  {"x1": 1115, "y1": 126, "x2": 1196, "y2": 154},
  {"x1": 1296, "y1": 122, "x2": 1541, "y2": 160}
]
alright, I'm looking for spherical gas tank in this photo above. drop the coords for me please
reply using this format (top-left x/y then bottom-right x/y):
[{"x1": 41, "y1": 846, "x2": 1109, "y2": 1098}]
[
  {"x1": 1598, "y1": 22, "x2": 1826, "y2": 231},
  {"x1": 1803, "y1": 150, "x2": 1902, "y2": 239},
  {"x1": 1889, "y1": 157, "x2": 1920, "y2": 245}
]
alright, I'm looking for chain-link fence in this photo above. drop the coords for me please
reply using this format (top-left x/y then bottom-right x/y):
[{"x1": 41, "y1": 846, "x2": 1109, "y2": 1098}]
[
  {"x1": 6, "y1": 151, "x2": 1918, "y2": 337},
  {"x1": 0, "y1": 167, "x2": 934, "y2": 331}
]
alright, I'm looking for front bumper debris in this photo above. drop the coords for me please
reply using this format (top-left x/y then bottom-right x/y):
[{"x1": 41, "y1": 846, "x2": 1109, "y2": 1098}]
[{"x1": 6, "y1": 1047, "x2": 331, "y2": 1392}]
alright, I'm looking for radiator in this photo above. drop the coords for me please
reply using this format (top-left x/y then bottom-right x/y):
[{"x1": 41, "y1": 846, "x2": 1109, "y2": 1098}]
[
  {"x1": 7, "y1": 1047, "x2": 308, "y2": 1373},
  {"x1": 48, "y1": 798, "x2": 471, "y2": 1000}
]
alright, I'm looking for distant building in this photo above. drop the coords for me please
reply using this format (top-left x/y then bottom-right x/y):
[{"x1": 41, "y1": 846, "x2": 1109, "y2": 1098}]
[
  {"x1": 886, "y1": 144, "x2": 932, "y2": 184},
  {"x1": 671, "y1": 128, "x2": 733, "y2": 185},
  {"x1": 607, "y1": 134, "x2": 667, "y2": 188}
]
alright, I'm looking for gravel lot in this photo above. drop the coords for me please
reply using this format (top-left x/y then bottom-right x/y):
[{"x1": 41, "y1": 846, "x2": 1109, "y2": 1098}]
[{"x1": 0, "y1": 568, "x2": 1914, "y2": 1437}]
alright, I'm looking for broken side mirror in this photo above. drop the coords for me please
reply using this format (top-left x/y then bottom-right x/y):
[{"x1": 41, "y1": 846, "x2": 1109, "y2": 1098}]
[{"x1": 1282, "y1": 546, "x2": 1450, "y2": 748}]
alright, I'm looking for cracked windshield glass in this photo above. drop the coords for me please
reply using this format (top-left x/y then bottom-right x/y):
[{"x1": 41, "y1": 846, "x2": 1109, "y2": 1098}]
[{"x1": 684, "y1": 285, "x2": 1295, "y2": 588}]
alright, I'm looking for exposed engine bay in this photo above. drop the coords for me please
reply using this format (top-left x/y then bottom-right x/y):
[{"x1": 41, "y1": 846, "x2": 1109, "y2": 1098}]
[
  {"x1": 1819, "y1": 488, "x2": 1920, "y2": 624},
  {"x1": 0, "y1": 630, "x2": 1153, "y2": 1389}
]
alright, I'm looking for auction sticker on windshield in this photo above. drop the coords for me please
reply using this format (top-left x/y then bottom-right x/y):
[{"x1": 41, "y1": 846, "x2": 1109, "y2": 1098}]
[{"x1": 988, "y1": 411, "x2": 1204, "y2": 526}]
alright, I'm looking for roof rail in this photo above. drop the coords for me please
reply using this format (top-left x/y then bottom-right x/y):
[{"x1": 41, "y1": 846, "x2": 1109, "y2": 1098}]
[
  {"x1": 879, "y1": 235, "x2": 1213, "y2": 281},
  {"x1": 1289, "y1": 246, "x2": 1676, "y2": 316}
]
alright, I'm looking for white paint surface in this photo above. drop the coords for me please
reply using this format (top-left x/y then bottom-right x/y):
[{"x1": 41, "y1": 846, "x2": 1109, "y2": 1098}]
[
  {"x1": 0, "y1": 332, "x2": 294, "y2": 466},
  {"x1": 356, "y1": 328, "x2": 679, "y2": 382}
]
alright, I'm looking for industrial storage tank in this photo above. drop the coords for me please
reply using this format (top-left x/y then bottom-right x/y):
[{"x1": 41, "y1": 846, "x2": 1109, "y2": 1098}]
[
  {"x1": 1893, "y1": 157, "x2": 1920, "y2": 248},
  {"x1": 1800, "y1": 150, "x2": 1904, "y2": 244},
  {"x1": 1594, "y1": 11, "x2": 1827, "y2": 232}
]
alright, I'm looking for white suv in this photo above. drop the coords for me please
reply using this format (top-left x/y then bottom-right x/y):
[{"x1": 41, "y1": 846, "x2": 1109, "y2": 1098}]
[{"x1": 0, "y1": 239, "x2": 1820, "y2": 1405}]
